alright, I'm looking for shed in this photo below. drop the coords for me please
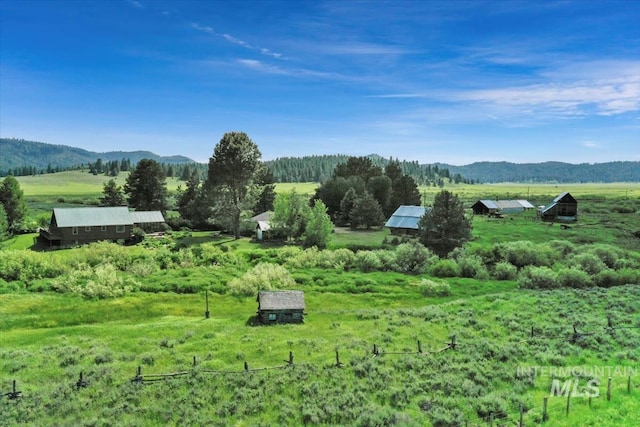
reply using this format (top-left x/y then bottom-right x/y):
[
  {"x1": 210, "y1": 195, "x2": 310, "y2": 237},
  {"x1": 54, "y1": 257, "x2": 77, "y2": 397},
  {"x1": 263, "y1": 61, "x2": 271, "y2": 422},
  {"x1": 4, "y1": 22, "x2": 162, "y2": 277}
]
[
  {"x1": 539, "y1": 192, "x2": 578, "y2": 222},
  {"x1": 384, "y1": 205, "x2": 427, "y2": 234},
  {"x1": 130, "y1": 210, "x2": 165, "y2": 232},
  {"x1": 257, "y1": 290, "x2": 305, "y2": 324},
  {"x1": 472, "y1": 200, "x2": 535, "y2": 215},
  {"x1": 250, "y1": 211, "x2": 273, "y2": 240}
]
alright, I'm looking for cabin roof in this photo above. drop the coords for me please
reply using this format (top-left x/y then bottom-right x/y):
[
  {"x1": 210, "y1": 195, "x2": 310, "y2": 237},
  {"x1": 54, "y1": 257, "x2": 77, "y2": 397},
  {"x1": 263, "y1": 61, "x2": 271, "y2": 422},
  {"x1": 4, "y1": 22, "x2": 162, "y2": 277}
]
[
  {"x1": 130, "y1": 211, "x2": 165, "y2": 224},
  {"x1": 258, "y1": 290, "x2": 305, "y2": 310},
  {"x1": 53, "y1": 207, "x2": 133, "y2": 227}
]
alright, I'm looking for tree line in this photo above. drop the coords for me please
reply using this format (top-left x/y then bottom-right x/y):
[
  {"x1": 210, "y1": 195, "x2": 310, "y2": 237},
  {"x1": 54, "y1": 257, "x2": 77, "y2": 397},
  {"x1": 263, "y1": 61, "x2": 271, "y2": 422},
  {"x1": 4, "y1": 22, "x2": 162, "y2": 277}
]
[{"x1": 266, "y1": 154, "x2": 475, "y2": 185}]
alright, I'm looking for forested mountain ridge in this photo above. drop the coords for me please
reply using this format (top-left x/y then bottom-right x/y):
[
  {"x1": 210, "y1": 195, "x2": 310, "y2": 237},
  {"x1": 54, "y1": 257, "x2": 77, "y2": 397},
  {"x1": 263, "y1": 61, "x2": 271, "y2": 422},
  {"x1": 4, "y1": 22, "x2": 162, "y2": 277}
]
[
  {"x1": 0, "y1": 138, "x2": 194, "y2": 175},
  {"x1": 435, "y1": 161, "x2": 640, "y2": 183}
]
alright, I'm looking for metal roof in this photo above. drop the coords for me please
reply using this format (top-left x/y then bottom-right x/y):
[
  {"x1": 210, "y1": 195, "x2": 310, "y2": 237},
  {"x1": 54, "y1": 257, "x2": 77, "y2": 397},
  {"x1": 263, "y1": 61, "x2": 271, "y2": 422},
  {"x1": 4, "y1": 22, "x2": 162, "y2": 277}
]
[
  {"x1": 553, "y1": 192, "x2": 570, "y2": 202},
  {"x1": 495, "y1": 200, "x2": 526, "y2": 210},
  {"x1": 517, "y1": 200, "x2": 535, "y2": 209},
  {"x1": 256, "y1": 220, "x2": 271, "y2": 231},
  {"x1": 130, "y1": 211, "x2": 165, "y2": 223},
  {"x1": 53, "y1": 207, "x2": 133, "y2": 227},
  {"x1": 384, "y1": 205, "x2": 427, "y2": 229},
  {"x1": 251, "y1": 211, "x2": 272, "y2": 222},
  {"x1": 258, "y1": 290, "x2": 305, "y2": 310},
  {"x1": 477, "y1": 200, "x2": 499, "y2": 209}
]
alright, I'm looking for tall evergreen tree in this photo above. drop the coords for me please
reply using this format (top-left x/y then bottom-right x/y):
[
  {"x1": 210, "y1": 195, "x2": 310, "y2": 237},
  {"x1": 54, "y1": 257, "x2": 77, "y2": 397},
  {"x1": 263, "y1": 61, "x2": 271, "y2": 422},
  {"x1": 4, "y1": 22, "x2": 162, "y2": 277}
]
[
  {"x1": 388, "y1": 175, "x2": 421, "y2": 215},
  {"x1": 206, "y1": 132, "x2": 262, "y2": 239},
  {"x1": 253, "y1": 165, "x2": 276, "y2": 215},
  {"x1": 419, "y1": 190, "x2": 471, "y2": 257},
  {"x1": 124, "y1": 159, "x2": 168, "y2": 212},
  {"x1": 100, "y1": 179, "x2": 126, "y2": 206},
  {"x1": 0, "y1": 204, "x2": 9, "y2": 241},
  {"x1": 0, "y1": 176, "x2": 27, "y2": 234}
]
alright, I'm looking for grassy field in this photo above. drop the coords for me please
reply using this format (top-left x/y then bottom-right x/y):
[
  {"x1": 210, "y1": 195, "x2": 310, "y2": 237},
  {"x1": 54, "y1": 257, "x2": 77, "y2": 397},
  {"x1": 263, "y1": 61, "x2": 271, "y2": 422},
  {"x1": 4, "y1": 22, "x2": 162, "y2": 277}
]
[{"x1": 2, "y1": 173, "x2": 639, "y2": 425}]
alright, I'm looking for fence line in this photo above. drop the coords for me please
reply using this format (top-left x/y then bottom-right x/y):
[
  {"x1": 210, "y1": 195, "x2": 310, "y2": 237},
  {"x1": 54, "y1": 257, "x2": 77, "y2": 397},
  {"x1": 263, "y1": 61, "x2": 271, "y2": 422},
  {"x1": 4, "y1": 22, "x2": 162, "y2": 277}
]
[{"x1": 3, "y1": 316, "x2": 638, "y2": 426}]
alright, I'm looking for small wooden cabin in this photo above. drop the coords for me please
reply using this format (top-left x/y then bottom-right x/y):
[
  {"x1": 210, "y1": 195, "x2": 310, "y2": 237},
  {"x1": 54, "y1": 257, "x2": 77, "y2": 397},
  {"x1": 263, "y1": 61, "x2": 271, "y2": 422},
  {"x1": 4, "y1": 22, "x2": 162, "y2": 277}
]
[
  {"x1": 539, "y1": 192, "x2": 578, "y2": 222},
  {"x1": 257, "y1": 290, "x2": 305, "y2": 324}
]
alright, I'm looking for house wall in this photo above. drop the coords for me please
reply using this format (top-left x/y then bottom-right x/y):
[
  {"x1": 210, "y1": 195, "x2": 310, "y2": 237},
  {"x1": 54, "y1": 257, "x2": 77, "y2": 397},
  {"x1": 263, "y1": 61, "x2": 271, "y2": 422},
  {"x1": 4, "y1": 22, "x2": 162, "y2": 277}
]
[
  {"x1": 53, "y1": 224, "x2": 133, "y2": 246},
  {"x1": 258, "y1": 309, "x2": 304, "y2": 324}
]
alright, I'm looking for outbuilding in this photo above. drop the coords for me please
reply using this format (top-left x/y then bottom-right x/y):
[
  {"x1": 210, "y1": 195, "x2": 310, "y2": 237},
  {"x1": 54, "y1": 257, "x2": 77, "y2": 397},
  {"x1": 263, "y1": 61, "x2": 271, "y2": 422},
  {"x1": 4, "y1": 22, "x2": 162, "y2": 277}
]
[
  {"x1": 256, "y1": 290, "x2": 305, "y2": 324},
  {"x1": 539, "y1": 192, "x2": 578, "y2": 222},
  {"x1": 384, "y1": 205, "x2": 427, "y2": 235}
]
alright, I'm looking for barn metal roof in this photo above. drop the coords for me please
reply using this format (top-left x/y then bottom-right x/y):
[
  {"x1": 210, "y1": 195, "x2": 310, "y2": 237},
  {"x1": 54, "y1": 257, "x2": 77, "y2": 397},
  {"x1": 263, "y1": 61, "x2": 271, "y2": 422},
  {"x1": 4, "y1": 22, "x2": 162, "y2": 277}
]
[
  {"x1": 258, "y1": 290, "x2": 305, "y2": 310},
  {"x1": 384, "y1": 205, "x2": 427, "y2": 229},
  {"x1": 517, "y1": 200, "x2": 535, "y2": 209},
  {"x1": 130, "y1": 211, "x2": 165, "y2": 224},
  {"x1": 53, "y1": 207, "x2": 133, "y2": 227}
]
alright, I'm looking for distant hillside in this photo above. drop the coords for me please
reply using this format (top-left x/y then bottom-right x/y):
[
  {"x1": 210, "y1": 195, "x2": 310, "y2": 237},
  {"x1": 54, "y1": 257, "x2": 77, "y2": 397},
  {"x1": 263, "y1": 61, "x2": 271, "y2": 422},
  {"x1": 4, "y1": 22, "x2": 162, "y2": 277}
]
[
  {"x1": 0, "y1": 138, "x2": 195, "y2": 175},
  {"x1": 435, "y1": 161, "x2": 640, "y2": 183}
]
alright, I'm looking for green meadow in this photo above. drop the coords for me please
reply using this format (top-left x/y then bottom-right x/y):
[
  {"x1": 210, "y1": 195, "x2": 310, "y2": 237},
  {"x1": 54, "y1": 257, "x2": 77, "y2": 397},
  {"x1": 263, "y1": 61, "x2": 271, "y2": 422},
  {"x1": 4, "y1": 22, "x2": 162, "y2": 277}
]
[{"x1": 1, "y1": 173, "x2": 639, "y2": 426}]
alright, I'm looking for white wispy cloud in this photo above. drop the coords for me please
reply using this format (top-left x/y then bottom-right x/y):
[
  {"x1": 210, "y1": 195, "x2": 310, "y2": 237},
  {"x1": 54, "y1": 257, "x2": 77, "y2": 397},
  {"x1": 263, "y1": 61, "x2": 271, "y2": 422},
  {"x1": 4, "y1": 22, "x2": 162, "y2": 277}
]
[
  {"x1": 580, "y1": 141, "x2": 602, "y2": 149},
  {"x1": 191, "y1": 23, "x2": 283, "y2": 59},
  {"x1": 126, "y1": 0, "x2": 143, "y2": 9},
  {"x1": 236, "y1": 59, "x2": 337, "y2": 79}
]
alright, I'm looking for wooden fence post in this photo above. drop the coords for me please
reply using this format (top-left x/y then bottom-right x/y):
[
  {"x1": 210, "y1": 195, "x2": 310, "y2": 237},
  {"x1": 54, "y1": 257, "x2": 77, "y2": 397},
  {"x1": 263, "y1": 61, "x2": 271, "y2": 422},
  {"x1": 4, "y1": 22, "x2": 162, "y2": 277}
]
[
  {"x1": 373, "y1": 344, "x2": 379, "y2": 356},
  {"x1": 417, "y1": 340, "x2": 423, "y2": 354},
  {"x1": 566, "y1": 388, "x2": 571, "y2": 415},
  {"x1": 193, "y1": 356, "x2": 197, "y2": 367},
  {"x1": 628, "y1": 376, "x2": 632, "y2": 394},
  {"x1": 287, "y1": 351, "x2": 294, "y2": 366},
  {"x1": 489, "y1": 411, "x2": 494, "y2": 427},
  {"x1": 543, "y1": 397, "x2": 548, "y2": 422},
  {"x1": 607, "y1": 377, "x2": 612, "y2": 401},
  {"x1": 335, "y1": 350, "x2": 343, "y2": 368},
  {"x1": 244, "y1": 361, "x2": 249, "y2": 371},
  {"x1": 205, "y1": 290, "x2": 210, "y2": 319},
  {"x1": 519, "y1": 406, "x2": 524, "y2": 427}
]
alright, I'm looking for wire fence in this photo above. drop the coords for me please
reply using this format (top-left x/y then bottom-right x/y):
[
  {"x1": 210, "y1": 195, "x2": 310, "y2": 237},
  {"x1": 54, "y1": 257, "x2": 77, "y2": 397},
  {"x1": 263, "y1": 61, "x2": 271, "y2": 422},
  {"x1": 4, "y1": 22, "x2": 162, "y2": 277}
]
[{"x1": 3, "y1": 316, "x2": 639, "y2": 426}]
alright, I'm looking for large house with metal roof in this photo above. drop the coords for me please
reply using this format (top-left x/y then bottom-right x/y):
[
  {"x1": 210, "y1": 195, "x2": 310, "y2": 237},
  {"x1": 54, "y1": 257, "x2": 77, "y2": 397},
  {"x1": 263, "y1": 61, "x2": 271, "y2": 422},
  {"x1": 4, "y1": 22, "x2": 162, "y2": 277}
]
[
  {"x1": 539, "y1": 192, "x2": 578, "y2": 222},
  {"x1": 39, "y1": 207, "x2": 165, "y2": 247},
  {"x1": 384, "y1": 205, "x2": 428, "y2": 234},
  {"x1": 256, "y1": 290, "x2": 305, "y2": 324},
  {"x1": 471, "y1": 199, "x2": 535, "y2": 215}
]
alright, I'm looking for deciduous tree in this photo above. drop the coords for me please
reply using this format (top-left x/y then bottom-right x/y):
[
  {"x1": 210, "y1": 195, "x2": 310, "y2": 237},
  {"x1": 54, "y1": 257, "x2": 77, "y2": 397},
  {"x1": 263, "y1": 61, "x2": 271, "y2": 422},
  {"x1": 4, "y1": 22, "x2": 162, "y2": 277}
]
[
  {"x1": 0, "y1": 175, "x2": 27, "y2": 234},
  {"x1": 303, "y1": 200, "x2": 333, "y2": 249}
]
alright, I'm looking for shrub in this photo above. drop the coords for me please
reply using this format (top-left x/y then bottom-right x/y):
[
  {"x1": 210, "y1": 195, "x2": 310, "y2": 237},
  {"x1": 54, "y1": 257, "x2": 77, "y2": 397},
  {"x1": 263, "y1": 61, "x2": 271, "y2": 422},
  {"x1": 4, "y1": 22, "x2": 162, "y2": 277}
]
[
  {"x1": 51, "y1": 263, "x2": 140, "y2": 298},
  {"x1": 456, "y1": 255, "x2": 489, "y2": 279},
  {"x1": 501, "y1": 241, "x2": 552, "y2": 268},
  {"x1": 394, "y1": 241, "x2": 432, "y2": 274},
  {"x1": 492, "y1": 262, "x2": 517, "y2": 280},
  {"x1": 587, "y1": 244, "x2": 623, "y2": 268},
  {"x1": 0, "y1": 250, "x2": 67, "y2": 282},
  {"x1": 418, "y1": 279, "x2": 452, "y2": 297},
  {"x1": 556, "y1": 268, "x2": 594, "y2": 288},
  {"x1": 570, "y1": 252, "x2": 607, "y2": 275},
  {"x1": 355, "y1": 251, "x2": 383, "y2": 273},
  {"x1": 227, "y1": 263, "x2": 295, "y2": 296},
  {"x1": 430, "y1": 259, "x2": 460, "y2": 278},
  {"x1": 517, "y1": 266, "x2": 558, "y2": 289}
]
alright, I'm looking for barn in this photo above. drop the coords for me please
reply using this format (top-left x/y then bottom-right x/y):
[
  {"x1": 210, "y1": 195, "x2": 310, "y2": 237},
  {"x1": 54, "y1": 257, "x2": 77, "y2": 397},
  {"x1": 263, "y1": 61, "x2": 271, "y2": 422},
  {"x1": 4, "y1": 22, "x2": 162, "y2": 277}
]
[
  {"x1": 472, "y1": 200, "x2": 535, "y2": 215},
  {"x1": 256, "y1": 290, "x2": 305, "y2": 324},
  {"x1": 539, "y1": 192, "x2": 578, "y2": 222},
  {"x1": 130, "y1": 210, "x2": 166, "y2": 232},
  {"x1": 251, "y1": 211, "x2": 273, "y2": 241},
  {"x1": 384, "y1": 205, "x2": 427, "y2": 235}
]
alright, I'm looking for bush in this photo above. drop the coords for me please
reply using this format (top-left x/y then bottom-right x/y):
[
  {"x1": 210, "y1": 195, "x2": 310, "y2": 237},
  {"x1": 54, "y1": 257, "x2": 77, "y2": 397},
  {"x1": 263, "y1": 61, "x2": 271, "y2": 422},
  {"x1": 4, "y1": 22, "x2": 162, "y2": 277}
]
[
  {"x1": 492, "y1": 262, "x2": 517, "y2": 280},
  {"x1": 0, "y1": 250, "x2": 67, "y2": 282},
  {"x1": 501, "y1": 241, "x2": 552, "y2": 268},
  {"x1": 418, "y1": 279, "x2": 452, "y2": 297},
  {"x1": 456, "y1": 255, "x2": 489, "y2": 279},
  {"x1": 51, "y1": 263, "x2": 140, "y2": 298},
  {"x1": 517, "y1": 266, "x2": 558, "y2": 289},
  {"x1": 430, "y1": 259, "x2": 460, "y2": 278},
  {"x1": 228, "y1": 263, "x2": 295, "y2": 296},
  {"x1": 556, "y1": 268, "x2": 594, "y2": 288},
  {"x1": 570, "y1": 252, "x2": 607, "y2": 275},
  {"x1": 587, "y1": 244, "x2": 623, "y2": 269},
  {"x1": 394, "y1": 241, "x2": 432, "y2": 274},
  {"x1": 355, "y1": 251, "x2": 383, "y2": 273}
]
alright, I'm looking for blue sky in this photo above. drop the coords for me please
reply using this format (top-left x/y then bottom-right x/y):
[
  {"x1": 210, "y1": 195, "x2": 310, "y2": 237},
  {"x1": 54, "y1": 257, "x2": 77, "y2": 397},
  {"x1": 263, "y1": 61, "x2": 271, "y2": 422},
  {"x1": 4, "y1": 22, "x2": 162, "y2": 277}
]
[{"x1": 1, "y1": 0, "x2": 638, "y2": 165}]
